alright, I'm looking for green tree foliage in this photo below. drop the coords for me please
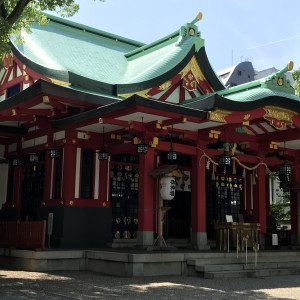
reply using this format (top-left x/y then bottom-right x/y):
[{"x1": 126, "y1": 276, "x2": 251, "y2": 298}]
[
  {"x1": 269, "y1": 172, "x2": 291, "y2": 225},
  {"x1": 292, "y1": 68, "x2": 300, "y2": 97},
  {"x1": 0, "y1": 0, "x2": 104, "y2": 63}
]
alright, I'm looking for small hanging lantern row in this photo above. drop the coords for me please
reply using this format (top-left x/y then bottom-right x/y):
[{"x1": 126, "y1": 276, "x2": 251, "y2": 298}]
[
  {"x1": 279, "y1": 159, "x2": 293, "y2": 176},
  {"x1": 12, "y1": 122, "x2": 22, "y2": 166},
  {"x1": 48, "y1": 132, "x2": 60, "y2": 159},
  {"x1": 136, "y1": 138, "x2": 148, "y2": 154},
  {"x1": 12, "y1": 156, "x2": 22, "y2": 166},
  {"x1": 217, "y1": 150, "x2": 233, "y2": 167},
  {"x1": 216, "y1": 150, "x2": 233, "y2": 175},
  {"x1": 277, "y1": 142, "x2": 294, "y2": 192},
  {"x1": 48, "y1": 147, "x2": 60, "y2": 159},
  {"x1": 29, "y1": 152, "x2": 39, "y2": 163},
  {"x1": 167, "y1": 146, "x2": 177, "y2": 162},
  {"x1": 97, "y1": 127, "x2": 108, "y2": 160},
  {"x1": 166, "y1": 126, "x2": 177, "y2": 162},
  {"x1": 136, "y1": 116, "x2": 148, "y2": 154},
  {"x1": 29, "y1": 124, "x2": 39, "y2": 164},
  {"x1": 98, "y1": 148, "x2": 108, "y2": 160}
]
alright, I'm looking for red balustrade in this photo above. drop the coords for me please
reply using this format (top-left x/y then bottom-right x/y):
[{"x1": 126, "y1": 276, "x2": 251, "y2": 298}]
[{"x1": 0, "y1": 221, "x2": 46, "y2": 250}]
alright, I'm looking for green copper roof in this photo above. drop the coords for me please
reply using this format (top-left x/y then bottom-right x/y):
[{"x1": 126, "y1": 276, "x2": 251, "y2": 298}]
[
  {"x1": 11, "y1": 13, "x2": 207, "y2": 95},
  {"x1": 221, "y1": 87, "x2": 300, "y2": 102},
  {"x1": 181, "y1": 63, "x2": 298, "y2": 109}
]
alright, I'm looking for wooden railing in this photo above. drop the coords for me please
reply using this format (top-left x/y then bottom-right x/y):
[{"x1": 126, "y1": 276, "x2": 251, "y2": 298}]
[
  {"x1": 215, "y1": 222, "x2": 260, "y2": 251},
  {"x1": 0, "y1": 221, "x2": 46, "y2": 250}
]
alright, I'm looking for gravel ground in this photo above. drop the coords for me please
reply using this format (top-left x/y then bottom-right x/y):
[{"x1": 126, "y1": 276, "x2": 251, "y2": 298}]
[{"x1": 0, "y1": 269, "x2": 300, "y2": 299}]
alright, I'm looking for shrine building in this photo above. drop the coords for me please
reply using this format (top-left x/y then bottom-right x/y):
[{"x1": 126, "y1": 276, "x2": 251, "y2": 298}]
[{"x1": 0, "y1": 12, "x2": 299, "y2": 250}]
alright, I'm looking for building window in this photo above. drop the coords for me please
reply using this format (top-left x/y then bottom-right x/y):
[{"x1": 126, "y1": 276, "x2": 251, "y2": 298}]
[
  {"x1": 80, "y1": 149, "x2": 94, "y2": 199},
  {"x1": 7, "y1": 83, "x2": 20, "y2": 98}
]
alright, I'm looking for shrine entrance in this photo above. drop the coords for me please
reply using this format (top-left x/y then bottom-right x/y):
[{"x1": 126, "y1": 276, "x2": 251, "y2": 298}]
[
  {"x1": 206, "y1": 172, "x2": 243, "y2": 240},
  {"x1": 21, "y1": 153, "x2": 45, "y2": 221},
  {"x1": 166, "y1": 191, "x2": 191, "y2": 239},
  {"x1": 165, "y1": 170, "x2": 192, "y2": 240},
  {"x1": 110, "y1": 155, "x2": 139, "y2": 240}
]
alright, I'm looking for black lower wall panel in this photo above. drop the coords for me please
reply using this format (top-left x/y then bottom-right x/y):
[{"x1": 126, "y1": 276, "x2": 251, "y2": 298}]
[
  {"x1": 0, "y1": 208, "x2": 18, "y2": 221},
  {"x1": 37, "y1": 207, "x2": 112, "y2": 248}
]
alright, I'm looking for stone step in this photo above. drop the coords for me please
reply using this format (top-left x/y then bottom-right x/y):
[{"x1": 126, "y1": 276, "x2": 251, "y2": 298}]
[
  {"x1": 245, "y1": 261, "x2": 300, "y2": 270},
  {"x1": 204, "y1": 269, "x2": 254, "y2": 279},
  {"x1": 253, "y1": 268, "x2": 300, "y2": 277},
  {"x1": 188, "y1": 254, "x2": 300, "y2": 267},
  {"x1": 196, "y1": 263, "x2": 244, "y2": 272},
  {"x1": 203, "y1": 268, "x2": 300, "y2": 279},
  {"x1": 188, "y1": 257, "x2": 256, "y2": 266},
  {"x1": 196, "y1": 261, "x2": 300, "y2": 273}
]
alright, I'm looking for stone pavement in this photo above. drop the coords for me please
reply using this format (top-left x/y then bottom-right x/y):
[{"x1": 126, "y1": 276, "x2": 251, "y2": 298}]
[{"x1": 0, "y1": 269, "x2": 300, "y2": 299}]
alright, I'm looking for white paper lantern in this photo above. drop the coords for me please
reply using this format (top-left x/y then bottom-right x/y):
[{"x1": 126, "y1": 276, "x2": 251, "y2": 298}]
[{"x1": 159, "y1": 177, "x2": 176, "y2": 200}]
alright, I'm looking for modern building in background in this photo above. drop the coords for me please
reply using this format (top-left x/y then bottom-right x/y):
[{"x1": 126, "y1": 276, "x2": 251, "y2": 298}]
[
  {"x1": 217, "y1": 61, "x2": 255, "y2": 87},
  {"x1": 218, "y1": 62, "x2": 295, "y2": 89}
]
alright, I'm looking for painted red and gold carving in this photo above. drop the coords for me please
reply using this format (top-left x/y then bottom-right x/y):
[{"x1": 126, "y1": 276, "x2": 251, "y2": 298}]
[
  {"x1": 182, "y1": 70, "x2": 197, "y2": 91},
  {"x1": 3, "y1": 53, "x2": 13, "y2": 69}
]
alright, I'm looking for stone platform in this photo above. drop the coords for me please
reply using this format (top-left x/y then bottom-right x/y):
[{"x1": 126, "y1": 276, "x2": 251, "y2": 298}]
[{"x1": 0, "y1": 248, "x2": 299, "y2": 278}]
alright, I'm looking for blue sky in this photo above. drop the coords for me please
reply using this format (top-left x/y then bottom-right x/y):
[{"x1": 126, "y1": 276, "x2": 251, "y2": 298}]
[{"x1": 48, "y1": 0, "x2": 300, "y2": 73}]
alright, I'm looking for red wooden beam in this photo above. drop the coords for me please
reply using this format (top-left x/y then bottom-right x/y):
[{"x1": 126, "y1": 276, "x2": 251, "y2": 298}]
[
  {"x1": 0, "y1": 115, "x2": 35, "y2": 122},
  {"x1": 98, "y1": 117, "x2": 128, "y2": 127},
  {"x1": 158, "y1": 81, "x2": 180, "y2": 102},
  {"x1": 258, "y1": 128, "x2": 300, "y2": 143}
]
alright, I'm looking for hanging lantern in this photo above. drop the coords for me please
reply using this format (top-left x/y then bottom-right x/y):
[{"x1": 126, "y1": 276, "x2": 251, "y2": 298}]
[
  {"x1": 97, "y1": 148, "x2": 108, "y2": 160},
  {"x1": 136, "y1": 138, "x2": 148, "y2": 154},
  {"x1": 217, "y1": 151, "x2": 232, "y2": 167},
  {"x1": 216, "y1": 150, "x2": 233, "y2": 175},
  {"x1": 48, "y1": 132, "x2": 60, "y2": 159},
  {"x1": 279, "y1": 159, "x2": 293, "y2": 176},
  {"x1": 98, "y1": 127, "x2": 108, "y2": 160},
  {"x1": 48, "y1": 147, "x2": 60, "y2": 159},
  {"x1": 167, "y1": 148, "x2": 177, "y2": 162},
  {"x1": 12, "y1": 157, "x2": 22, "y2": 166},
  {"x1": 29, "y1": 152, "x2": 39, "y2": 163},
  {"x1": 136, "y1": 117, "x2": 147, "y2": 154},
  {"x1": 159, "y1": 177, "x2": 176, "y2": 200},
  {"x1": 29, "y1": 124, "x2": 39, "y2": 163}
]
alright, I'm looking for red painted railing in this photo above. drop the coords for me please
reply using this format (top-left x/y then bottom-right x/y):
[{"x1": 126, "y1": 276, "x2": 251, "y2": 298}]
[{"x1": 0, "y1": 221, "x2": 46, "y2": 250}]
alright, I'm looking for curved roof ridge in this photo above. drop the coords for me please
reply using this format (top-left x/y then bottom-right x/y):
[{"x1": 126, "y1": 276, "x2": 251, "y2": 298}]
[{"x1": 44, "y1": 13, "x2": 144, "y2": 48}]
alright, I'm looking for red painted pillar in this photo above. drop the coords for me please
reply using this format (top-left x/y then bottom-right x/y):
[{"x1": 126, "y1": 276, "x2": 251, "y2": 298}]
[
  {"x1": 245, "y1": 171, "x2": 253, "y2": 215},
  {"x1": 12, "y1": 165, "x2": 22, "y2": 212},
  {"x1": 61, "y1": 142, "x2": 77, "y2": 204},
  {"x1": 191, "y1": 147, "x2": 207, "y2": 249},
  {"x1": 13, "y1": 140, "x2": 23, "y2": 214},
  {"x1": 98, "y1": 158, "x2": 109, "y2": 204},
  {"x1": 137, "y1": 147, "x2": 155, "y2": 246},
  {"x1": 290, "y1": 151, "x2": 300, "y2": 244},
  {"x1": 290, "y1": 181, "x2": 298, "y2": 236},
  {"x1": 257, "y1": 165, "x2": 267, "y2": 234},
  {"x1": 43, "y1": 134, "x2": 53, "y2": 204},
  {"x1": 265, "y1": 175, "x2": 271, "y2": 215}
]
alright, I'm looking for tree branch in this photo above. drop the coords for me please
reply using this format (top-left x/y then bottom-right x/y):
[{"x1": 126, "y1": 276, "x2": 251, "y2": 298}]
[
  {"x1": 0, "y1": 1, "x2": 7, "y2": 19},
  {"x1": 7, "y1": 0, "x2": 32, "y2": 26}
]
